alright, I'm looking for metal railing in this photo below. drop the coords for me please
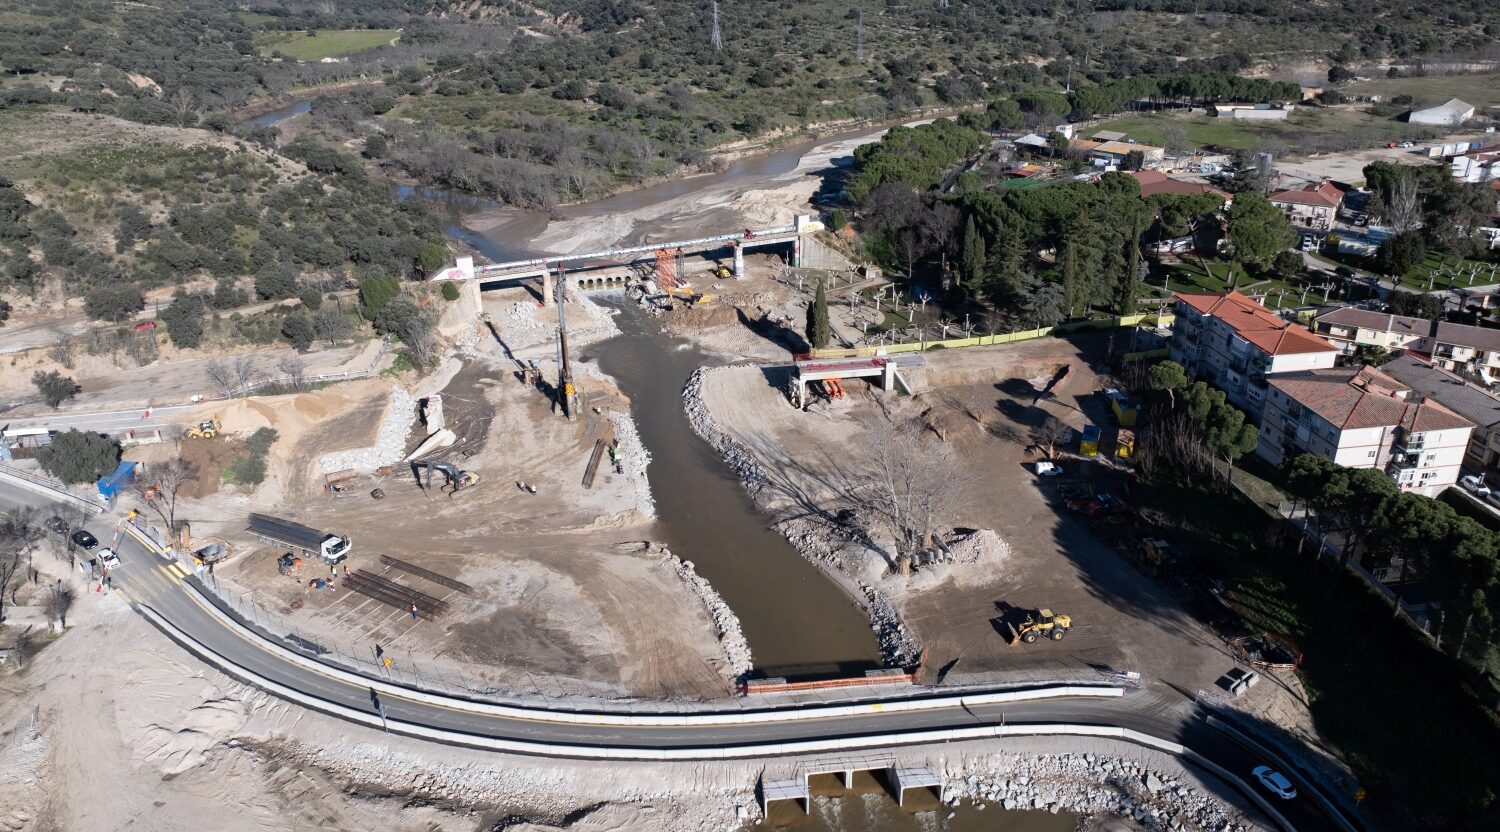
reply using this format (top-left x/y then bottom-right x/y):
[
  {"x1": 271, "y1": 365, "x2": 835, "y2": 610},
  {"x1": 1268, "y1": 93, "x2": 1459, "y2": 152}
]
[
  {"x1": 219, "y1": 338, "x2": 391, "y2": 400},
  {"x1": 0, "y1": 462, "x2": 107, "y2": 512}
]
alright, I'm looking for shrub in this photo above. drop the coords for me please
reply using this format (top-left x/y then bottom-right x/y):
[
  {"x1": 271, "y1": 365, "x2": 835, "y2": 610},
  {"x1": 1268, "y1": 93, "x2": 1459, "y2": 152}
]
[
  {"x1": 245, "y1": 427, "x2": 279, "y2": 457},
  {"x1": 37, "y1": 429, "x2": 119, "y2": 483},
  {"x1": 160, "y1": 294, "x2": 205, "y2": 348},
  {"x1": 32, "y1": 370, "x2": 79, "y2": 408},
  {"x1": 298, "y1": 285, "x2": 323, "y2": 311},
  {"x1": 358, "y1": 275, "x2": 400, "y2": 320},
  {"x1": 441, "y1": 281, "x2": 460, "y2": 301},
  {"x1": 223, "y1": 454, "x2": 267, "y2": 486},
  {"x1": 254, "y1": 262, "x2": 298, "y2": 300},
  {"x1": 280, "y1": 312, "x2": 316, "y2": 351}
]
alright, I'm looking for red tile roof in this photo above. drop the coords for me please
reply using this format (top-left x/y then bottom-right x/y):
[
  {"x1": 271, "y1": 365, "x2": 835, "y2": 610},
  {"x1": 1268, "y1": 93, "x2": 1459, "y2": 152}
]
[
  {"x1": 1174, "y1": 291, "x2": 1340, "y2": 356},
  {"x1": 1129, "y1": 170, "x2": 1230, "y2": 201},
  {"x1": 1269, "y1": 366, "x2": 1474, "y2": 432},
  {"x1": 1268, "y1": 181, "x2": 1343, "y2": 209}
]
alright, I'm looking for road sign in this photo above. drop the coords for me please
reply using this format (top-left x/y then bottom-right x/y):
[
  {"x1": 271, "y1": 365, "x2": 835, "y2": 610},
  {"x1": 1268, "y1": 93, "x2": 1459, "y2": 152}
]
[{"x1": 1354, "y1": 787, "x2": 1367, "y2": 804}]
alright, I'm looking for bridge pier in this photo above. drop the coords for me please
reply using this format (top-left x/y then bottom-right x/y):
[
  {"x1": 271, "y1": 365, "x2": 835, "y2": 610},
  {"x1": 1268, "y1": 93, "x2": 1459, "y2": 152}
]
[
  {"x1": 733, "y1": 243, "x2": 745, "y2": 278},
  {"x1": 760, "y1": 755, "x2": 943, "y2": 816},
  {"x1": 542, "y1": 269, "x2": 554, "y2": 306}
]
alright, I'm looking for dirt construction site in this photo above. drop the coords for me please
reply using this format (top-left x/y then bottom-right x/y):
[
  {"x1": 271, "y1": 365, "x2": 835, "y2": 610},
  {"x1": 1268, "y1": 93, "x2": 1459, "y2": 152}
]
[{"x1": 148, "y1": 287, "x2": 737, "y2": 701}]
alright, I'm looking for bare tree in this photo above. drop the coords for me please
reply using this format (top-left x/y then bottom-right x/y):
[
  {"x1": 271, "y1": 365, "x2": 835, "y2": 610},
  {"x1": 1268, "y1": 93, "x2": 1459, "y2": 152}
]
[
  {"x1": 125, "y1": 330, "x2": 159, "y2": 367},
  {"x1": 851, "y1": 418, "x2": 970, "y2": 575},
  {"x1": 205, "y1": 358, "x2": 234, "y2": 396},
  {"x1": 404, "y1": 319, "x2": 440, "y2": 368},
  {"x1": 1386, "y1": 174, "x2": 1422, "y2": 234},
  {"x1": 1029, "y1": 415, "x2": 1071, "y2": 460},
  {"x1": 0, "y1": 508, "x2": 43, "y2": 577},
  {"x1": 44, "y1": 582, "x2": 76, "y2": 630},
  {"x1": 51, "y1": 331, "x2": 75, "y2": 369},
  {"x1": 276, "y1": 356, "x2": 308, "y2": 392},
  {"x1": 133, "y1": 458, "x2": 199, "y2": 535},
  {"x1": 0, "y1": 547, "x2": 21, "y2": 624},
  {"x1": 232, "y1": 354, "x2": 260, "y2": 392},
  {"x1": 1163, "y1": 122, "x2": 1188, "y2": 164}
]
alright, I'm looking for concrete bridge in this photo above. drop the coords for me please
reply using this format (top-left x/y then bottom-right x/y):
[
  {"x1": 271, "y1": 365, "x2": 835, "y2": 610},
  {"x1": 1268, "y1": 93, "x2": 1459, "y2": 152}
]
[{"x1": 430, "y1": 215, "x2": 824, "y2": 305}]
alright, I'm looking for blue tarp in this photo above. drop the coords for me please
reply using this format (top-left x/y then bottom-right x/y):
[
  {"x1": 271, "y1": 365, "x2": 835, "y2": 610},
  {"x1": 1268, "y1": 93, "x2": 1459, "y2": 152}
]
[{"x1": 97, "y1": 460, "x2": 139, "y2": 498}]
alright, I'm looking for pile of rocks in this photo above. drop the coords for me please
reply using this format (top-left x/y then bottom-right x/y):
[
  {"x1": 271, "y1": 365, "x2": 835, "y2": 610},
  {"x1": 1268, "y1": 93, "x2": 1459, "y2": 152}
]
[
  {"x1": 664, "y1": 551, "x2": 753, "y2": 677},
  {"x1": 318, "y1": 387, "x2": 417, "y2": 474},
  {"x1": 607, "y1": 411, "x2": 655, "y2": 519},
  {"x1": 943, "y1": 528, "x2": 1012, "y2": 567},
  {"x1": 946, "y1": 753, "x2": 1249, "y2": 832},
  {"x1": 682, "y1": 368, "x2": 768, "y2": 495}
]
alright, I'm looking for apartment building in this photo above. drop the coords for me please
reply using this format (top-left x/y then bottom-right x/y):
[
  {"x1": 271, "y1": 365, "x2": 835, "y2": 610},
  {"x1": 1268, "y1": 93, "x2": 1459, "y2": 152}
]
[
  {"x1": 1382, "y1": 353, "x2": 1500, "y2": 475},
  {"x1": 1312, "y1": 307, "x2": 1431, "y2": 354},
  {"x1": 1268, "y1": 181, "x2": 1344, "y2": 231},
  {"x1": 1169, "y1": 291, "x2": 1341, "y2": 416},
  {"x1": 1259, "y1": 365, "x2": 1474, "y2": 496}
]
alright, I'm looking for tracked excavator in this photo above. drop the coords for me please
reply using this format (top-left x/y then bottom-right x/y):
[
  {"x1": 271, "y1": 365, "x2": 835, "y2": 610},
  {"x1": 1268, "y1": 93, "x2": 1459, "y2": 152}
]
[{"x1": 412, "y1": 459, "x2": 480, "y2": 494}]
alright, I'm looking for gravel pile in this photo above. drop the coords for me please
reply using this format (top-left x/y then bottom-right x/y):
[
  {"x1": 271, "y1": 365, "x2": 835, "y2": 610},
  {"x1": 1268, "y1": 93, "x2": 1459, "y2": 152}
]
[
  {"x1": 607, "y1": 410, "x2": 656, "y2": 519},
  {"x1": 663, "y1": 551, "x2": 753, "y2": 678},
  {"x1": 318, "y1": 386, "x2": 417, "y2": 473},
  {"x1": 684, "y1": 367, "x2": 921, "y2": 667},
  {"x1": 946, "y1": 753, "x2": 1249, "y2": 832},
  {"x1": 943, "y1": 528, "x2": 1013, "y2": 567}
]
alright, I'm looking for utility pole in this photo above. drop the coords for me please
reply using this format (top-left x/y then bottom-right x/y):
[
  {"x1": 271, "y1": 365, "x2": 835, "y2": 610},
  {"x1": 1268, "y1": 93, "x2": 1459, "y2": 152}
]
[
  {"x1": 710, "y1": 1, "x2": 723, "y2": 51},
  {"x1": 555, "y1": 265, "x2": 576, "y2": 420}
]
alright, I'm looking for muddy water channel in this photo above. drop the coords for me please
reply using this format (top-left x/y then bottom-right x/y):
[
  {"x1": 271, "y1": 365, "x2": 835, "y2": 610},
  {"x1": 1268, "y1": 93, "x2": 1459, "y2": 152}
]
[{"x1": 590, "y1": 300, "x2": 881, "y2": 676}]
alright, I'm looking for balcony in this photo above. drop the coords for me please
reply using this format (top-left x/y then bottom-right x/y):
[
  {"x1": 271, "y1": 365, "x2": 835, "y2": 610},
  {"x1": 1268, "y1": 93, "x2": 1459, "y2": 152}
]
[{"x1": 1386, "y1": 453, "x2": 1421, "y2": 474}]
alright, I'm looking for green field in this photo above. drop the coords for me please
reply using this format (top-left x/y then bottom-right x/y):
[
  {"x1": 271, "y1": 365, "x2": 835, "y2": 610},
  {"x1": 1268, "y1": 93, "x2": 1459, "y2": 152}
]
[
  {"x1": 254, "y1": 29, "x2": 399, "y2": 61},
  {"x1": 1347, "y1": 73, "x2": 1500, "y2": 112},
  {"x1": 1093, "y1": 105, "x2": 1436, "y2": 155}
]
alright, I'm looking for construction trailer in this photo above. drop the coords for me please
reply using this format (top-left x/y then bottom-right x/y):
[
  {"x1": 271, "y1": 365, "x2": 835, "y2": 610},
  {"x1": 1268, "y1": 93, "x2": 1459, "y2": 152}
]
[
  {"x1": 246, "y1": 513, "x2": 351, "y2": 564},
  {"x1": 1105, "y1": 389, "x2": 1141, "y2": 427},
  {"x1": 1080, "y1": 424, "x2": 1101, "y2": 457}
]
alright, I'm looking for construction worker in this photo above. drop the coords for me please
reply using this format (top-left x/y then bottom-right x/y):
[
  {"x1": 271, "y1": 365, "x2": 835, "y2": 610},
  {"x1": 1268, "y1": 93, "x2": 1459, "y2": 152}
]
[
  {"x1": 409, "y1": 603, "x2": 419, "y2": 621},
  {"x1": 527, "y1": 483, "x2": 538, "y2": 494}
]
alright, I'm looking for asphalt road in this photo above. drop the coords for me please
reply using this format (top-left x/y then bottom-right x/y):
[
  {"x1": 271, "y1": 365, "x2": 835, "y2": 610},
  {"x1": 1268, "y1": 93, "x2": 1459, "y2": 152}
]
[
  {"x1": 2, "y1": 483, "x2": 1353, "y2": 831},
  {"x1": 1, "y1": 404, "x2": 194, "y2": 435}
]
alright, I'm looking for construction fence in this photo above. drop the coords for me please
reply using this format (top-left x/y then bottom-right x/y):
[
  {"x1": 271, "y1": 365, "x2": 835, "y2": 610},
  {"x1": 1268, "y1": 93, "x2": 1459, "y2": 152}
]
[{"x1": 808, "y1": 313, "x2": 1176, "y2": 359}]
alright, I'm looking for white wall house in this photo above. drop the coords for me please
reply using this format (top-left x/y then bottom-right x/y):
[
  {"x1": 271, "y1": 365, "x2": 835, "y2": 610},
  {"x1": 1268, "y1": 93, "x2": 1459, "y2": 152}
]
[
  {"x1": 1169, "y1": 291, "x2": 1341, "y2": 417},
  {"x1": 1268, "y1": 181, "x2": 1344, "y2": 231},
  {"x1": 1259, "y1": 366, "x2": 1474, "y2": 496}
]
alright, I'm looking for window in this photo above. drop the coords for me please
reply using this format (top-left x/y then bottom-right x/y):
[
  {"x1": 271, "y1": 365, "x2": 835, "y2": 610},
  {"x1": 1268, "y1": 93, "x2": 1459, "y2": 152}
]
[
  {"x1": 1367, "y1": 450, "x2": 1377, "y2": 459},
  {"x1": 1421, "y1": 471, "x2": 1436, "y2": 480}
]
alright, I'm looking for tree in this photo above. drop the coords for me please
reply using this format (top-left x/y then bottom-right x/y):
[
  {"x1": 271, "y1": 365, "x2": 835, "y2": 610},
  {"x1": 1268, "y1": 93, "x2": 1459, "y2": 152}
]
[
  {"x1": 44, "y1": 583, "x2": 76, "y2": 630},
  {"x1": 1163, "y1": 123, "x2": 1188, "y2": 163},
  {"x1": 298, "y1": 285, "x2": 323, "y2": 311},
  {"x1": 0, "y1": 545, "x2": 21, "y2": 625},
  {"x1": 1284, "y1": 453, "x2": 1339, "y2": 522},
  {"x1": 1147, "y1": 360, "x2": 1187, "y2": 407},
  {"x1": 1015, "y1": 274, "x2": 1066, "y2": 328},
  {"x1": 1272, "y1": 250, "x2": 1304, "y2": 277},
  {"x1": 1388, "y1": 290, "x2": 1443, "y2": 319},
  {"x1": 1377, "y1": 492, "x2": 1457, "y2": 617},
  {"x1": 133, "y1": 458, "x2": 197, "y2": 541},
  {"x1": 1225, "y1": 194, "x2": 1297, "y2": 288},
  {"x1": 36, "y1": 429, "x2": 120, "y2": 484},
  {"x1": 0, "y1": 508, "x2": 42, "y2": 581},
  {"x1": 416, "y1": 241, "x2": 447, "y2": 275},
  {"x1": 373, "y1": 295, "x2": 421, "y2": 337},
  {"x1": 32, "y1": 370, "x2": 78, "y2": 408},
  {"x1": 245, "y1": 427, "x2": 279, "y2": 457},
  {"x1": 1376, "y1": 231, "x2": 1425, "y2": 277},
  {"x1": 363, "y1": 133, "x2": 388, "y2": 159},
  {"x1": 1319, "y1": 467, "x2": 1399, "y2": 572},
  {"x1": 315, "y1": 309, "x2": 353, "y2": 346},
  {"x1": 959, "y1": 216, "x2": 986, "y2": 298},
  {"x1": 441, "y1": 281, "x2": 461, "y2": 302},
  {"x1": 205, "y1": 358, "x2": 234, "y2": 396},
  {"x1": 160, "y1": 294, "x2": 205, "y2": 349},
  {"x1": 83, "y1": 284, "x2": 144, "y2": 322},
  {"x1": 254, "y1": 262, "x2": 298, "y2": 301},
  {"x1": 806, "y1": 277, "x2": 830, "y2": 349},
  {"x1": 851, "y1": 418, "x2": 970, "y2": 573},
  {"x1": 1180, "y1": 382, "x2": 1258, "y2": 483},
  {"x1": 281, "y1": 312, "x2": 316, "y2": 352},
  {"x1": 276, "y1": 356, "x2": 307, "y2": 391},
  {"x1": 359, "y1": 275, "x2": 400, "y2": 320}
]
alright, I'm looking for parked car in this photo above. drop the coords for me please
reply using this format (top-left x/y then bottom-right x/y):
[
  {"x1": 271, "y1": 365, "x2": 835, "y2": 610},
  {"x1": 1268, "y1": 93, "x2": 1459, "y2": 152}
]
[
  {"x1": 1335, "y1": 266, "x2": 1356, "y2": 279},
  {"x1": 131, "y1": 320, "x2": 158, "y2": 331},
  {"x1": 70, "y1": 529, "x2": 98, "y2": 550},
  {"x1": 1252, "y1": 766, "x2": 1297, "y2": 800},
  {"x1": 98, "y1": 548, "x2": 120, "y2": 569},
  {"x1": 1034, "y1": 461, "x2": 1064, "y2": 477},
  {"x1": 1461, "y1": 475, "x2": 1492, "y2": 498},
  {"x1": 46, "y1": 515, "x2": 68, "y2": 534}
]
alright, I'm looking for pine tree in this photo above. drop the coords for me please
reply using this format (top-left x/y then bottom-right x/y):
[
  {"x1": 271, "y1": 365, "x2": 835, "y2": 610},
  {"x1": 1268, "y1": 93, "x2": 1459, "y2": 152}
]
[
  {"x1": 959, "y1": 216, "x2": 986, "y2": 298},
  {"x1": 807, "y1": 277, "x2": 831, "y2": 349}
]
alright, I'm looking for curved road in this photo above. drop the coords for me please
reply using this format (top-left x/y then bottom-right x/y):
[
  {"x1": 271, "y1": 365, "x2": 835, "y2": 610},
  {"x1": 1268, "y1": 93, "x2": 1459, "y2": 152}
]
[{"x1": 4, "y1": 483, "x2": 1357, "y2": 831}]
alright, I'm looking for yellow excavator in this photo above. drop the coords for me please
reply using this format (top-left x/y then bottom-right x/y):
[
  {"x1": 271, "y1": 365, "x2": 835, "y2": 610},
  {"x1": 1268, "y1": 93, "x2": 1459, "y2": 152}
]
[
  {"x1": 1008, "y1": 608, "x2": 1073, "y2": 644},
  {"x1": 186, "y1": 417, "x2": 222, "y2": 440},
  {"x1": 667, "y1": 286, "x2": 714, "y2": 307}
]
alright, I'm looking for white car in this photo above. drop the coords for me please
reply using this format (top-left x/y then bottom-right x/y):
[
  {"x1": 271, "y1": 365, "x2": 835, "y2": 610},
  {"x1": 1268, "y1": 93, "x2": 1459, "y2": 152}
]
[
  {"x1": 1252, "y1": 766, "x2": 1297, "y2": 800},
  {"x1": 1034, "y1": 461, "x2": 1064, "y2": 477},
  {"x1": 1461, "y1": 475, "x2": 1491, "y2": 498},
  {"x1": 99, "y1": 547, "x2": 121, "y2": 569}
]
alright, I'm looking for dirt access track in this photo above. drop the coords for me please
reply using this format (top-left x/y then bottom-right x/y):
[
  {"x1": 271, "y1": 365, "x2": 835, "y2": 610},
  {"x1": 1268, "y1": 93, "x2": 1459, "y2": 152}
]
[{"x1": 700, "y1": 332, "x2": 1311, "y2": 721}]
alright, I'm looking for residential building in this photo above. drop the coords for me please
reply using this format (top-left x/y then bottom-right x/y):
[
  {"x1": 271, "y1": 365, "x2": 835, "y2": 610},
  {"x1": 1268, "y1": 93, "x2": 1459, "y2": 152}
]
[
  {"x1": 1088, "y1": 141, "x2": 1165, "y2": 168},
  {"x1": 1267, "y1": 181, "x2": 1344, "y2": 231},
  {"x1": 1429, "y1": 321, "x2": 1500, "y2": 380},
  {"x1": 1409, "y1": 98, "x2": 1475, "y2": 126},
  {"x1": 1211, "y1": 103, "x2": 1293, "y2": 121},
  {"x1": 1450, "y1": 145, "x2": 1500, "y2": 184},
  {"x1": 1312, "y1": 307, "x2": 1431, "y2": 354},
  {"x1": 1382, "y1": 354, "x2": 1500, "y2": 475},
  {"x1": 1127, "y1": 170, "x2": 1231, "y2": 202},
  {"x1": 1169, "y1": 291, "x2": 1341, "y2": 415},
  {"x1": 1259, "y1": 365, "x2": 1474, "y2": 496}
]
